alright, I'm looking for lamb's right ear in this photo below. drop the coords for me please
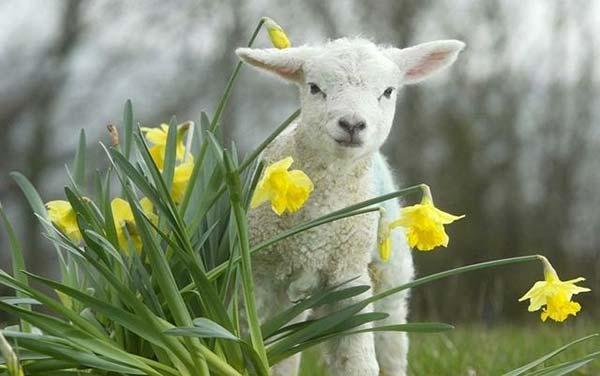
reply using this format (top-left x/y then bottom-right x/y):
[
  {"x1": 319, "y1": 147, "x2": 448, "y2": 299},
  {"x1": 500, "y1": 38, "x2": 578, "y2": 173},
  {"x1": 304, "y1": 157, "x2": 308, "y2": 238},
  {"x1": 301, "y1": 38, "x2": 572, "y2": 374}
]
[{"x1": 236, "y1": 47, "x2": 313, "y2": 83}]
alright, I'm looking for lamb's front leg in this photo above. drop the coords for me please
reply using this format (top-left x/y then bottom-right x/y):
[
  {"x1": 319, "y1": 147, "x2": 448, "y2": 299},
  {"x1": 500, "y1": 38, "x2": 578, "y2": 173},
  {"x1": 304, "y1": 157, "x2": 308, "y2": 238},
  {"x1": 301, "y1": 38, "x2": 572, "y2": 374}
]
[
  {"x1": 252, "y1": 270, "x2": 306, "y2": 376},
  {"x1": 314, "y1": 272, "x2": 379, "y2": 376}
]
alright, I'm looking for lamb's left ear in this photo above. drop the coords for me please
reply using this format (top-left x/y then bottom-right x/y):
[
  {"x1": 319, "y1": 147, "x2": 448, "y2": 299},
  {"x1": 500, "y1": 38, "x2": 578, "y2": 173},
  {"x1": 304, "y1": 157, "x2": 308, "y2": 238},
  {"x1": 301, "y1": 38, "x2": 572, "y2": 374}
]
[
  {"x1": 385, "y1": 40, "x2": 465, "y2": 85},
  {"x1": 236, "y1": 47, "x2": 315, "y2": 83}
]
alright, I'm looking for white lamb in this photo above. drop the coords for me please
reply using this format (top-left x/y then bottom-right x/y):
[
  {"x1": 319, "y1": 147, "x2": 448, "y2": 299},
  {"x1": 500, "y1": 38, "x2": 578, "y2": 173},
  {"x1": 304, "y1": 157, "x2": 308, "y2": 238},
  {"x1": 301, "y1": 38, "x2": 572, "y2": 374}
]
[{"x1": 238, "y1": 37, "x2": 464, "y2": 376}]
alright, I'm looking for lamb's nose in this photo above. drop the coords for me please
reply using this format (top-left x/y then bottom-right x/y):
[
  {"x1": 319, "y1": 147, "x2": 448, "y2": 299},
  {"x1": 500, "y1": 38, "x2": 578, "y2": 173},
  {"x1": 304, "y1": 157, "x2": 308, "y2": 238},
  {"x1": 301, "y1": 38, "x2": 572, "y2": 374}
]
[{"x1": 338, "y1": 116, "x2": 367, "y2": 134}]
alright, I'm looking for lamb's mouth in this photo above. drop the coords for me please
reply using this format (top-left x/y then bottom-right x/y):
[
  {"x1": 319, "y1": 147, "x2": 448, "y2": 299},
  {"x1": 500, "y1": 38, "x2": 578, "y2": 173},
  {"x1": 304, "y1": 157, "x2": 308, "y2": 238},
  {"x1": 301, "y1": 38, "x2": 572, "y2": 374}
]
[{"x1": 334, "y1": 138, "x2": 363, "y2": 148}]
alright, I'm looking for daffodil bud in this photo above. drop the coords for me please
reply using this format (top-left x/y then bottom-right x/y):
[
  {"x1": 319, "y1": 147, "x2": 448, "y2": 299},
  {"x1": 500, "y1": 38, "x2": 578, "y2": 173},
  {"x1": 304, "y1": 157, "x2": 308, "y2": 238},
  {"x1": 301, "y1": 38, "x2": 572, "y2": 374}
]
[
  {"x1": 377, "y1": 207, "x2": 392, "y2": 262},
  {"x1": 261, "y1": 17, "x2": 291, "y2": 49}
]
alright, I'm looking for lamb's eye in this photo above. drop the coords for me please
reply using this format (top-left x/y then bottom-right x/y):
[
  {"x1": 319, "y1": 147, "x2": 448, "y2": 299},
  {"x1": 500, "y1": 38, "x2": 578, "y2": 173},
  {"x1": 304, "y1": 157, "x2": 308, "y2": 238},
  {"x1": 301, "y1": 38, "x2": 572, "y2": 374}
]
[
  {"x1": 382, "y1": 87, "x2": 395, "y2": 99},
  {"x1": 309, "y1": 83, "x2": 322, "y2": 95}
]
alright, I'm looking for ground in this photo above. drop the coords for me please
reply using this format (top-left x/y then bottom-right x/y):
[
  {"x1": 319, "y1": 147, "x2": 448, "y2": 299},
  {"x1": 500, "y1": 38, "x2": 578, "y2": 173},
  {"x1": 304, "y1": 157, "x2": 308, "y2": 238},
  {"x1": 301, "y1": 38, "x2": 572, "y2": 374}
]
[{"x1": 298, "y1": 321, "x2": 600, "y2": 375}]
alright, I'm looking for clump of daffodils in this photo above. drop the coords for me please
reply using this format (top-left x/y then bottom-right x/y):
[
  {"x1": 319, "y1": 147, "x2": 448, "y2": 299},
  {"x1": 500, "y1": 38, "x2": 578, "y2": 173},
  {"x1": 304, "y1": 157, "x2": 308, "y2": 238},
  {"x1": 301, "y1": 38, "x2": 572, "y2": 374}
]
[
  {"x1": 251, "y1": 157, "x2": 313, "y2": 216},
  {"x1": 519, "y1": 256, "x2": 590, "y2": 322},
  {"x1": 46, "y1": 123, "x2": 190, "y2": 253},
  {"x1": 262, "y1": 16, "x2": 291, "y2": 49},
  {"x1": 377, "y1": 185, "x2": 464, "y2": 260}
]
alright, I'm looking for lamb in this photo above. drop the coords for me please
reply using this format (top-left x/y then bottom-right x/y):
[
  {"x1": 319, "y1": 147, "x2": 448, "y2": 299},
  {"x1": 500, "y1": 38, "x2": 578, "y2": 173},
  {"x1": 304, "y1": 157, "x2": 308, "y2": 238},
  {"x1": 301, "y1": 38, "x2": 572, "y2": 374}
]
[{"x1": 237, "y1": 37, "x2": 465, "y2": 376}]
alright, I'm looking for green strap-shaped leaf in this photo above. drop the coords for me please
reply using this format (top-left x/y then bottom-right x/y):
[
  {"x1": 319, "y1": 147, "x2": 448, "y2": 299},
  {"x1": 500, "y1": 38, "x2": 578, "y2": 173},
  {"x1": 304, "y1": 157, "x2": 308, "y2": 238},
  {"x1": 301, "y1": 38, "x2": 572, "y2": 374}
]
[
  {"x1": 71, "y1": 129, "x2": 86, "y2": 188},
  {"x1": 123, "y1": 99, "x2": 134, "y2": 159},
  {"x1": 503, "y1": 333, "x2": 598, "y2": 376},
  {"x1": 0, "y1": 203, "x2": 31, "y2": 332},
  {"x1": 525, "y1": 351, "x2": 600, "y2": 376}
]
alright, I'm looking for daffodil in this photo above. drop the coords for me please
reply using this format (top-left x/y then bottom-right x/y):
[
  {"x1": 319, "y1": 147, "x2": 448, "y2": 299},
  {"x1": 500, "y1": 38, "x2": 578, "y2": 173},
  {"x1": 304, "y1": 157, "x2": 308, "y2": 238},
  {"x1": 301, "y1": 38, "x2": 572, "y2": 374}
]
[
  {"x1": 519, "y1": 256, "x2": 590, "y2": 322},
  {"x1": 171, "y1": 160, "x2": 194, "y2": 203},
  {"x1": 111, "y1": 197, "x2": 156, "y2": 253},
  {"x1": 262, "y1": 17, "x2": 291, "y2": 49},
  {"x1": 390, "y1": 196, "x2": 464, "y2": 251},
  {"x1": 251, "y1": 157, "x2": 313, "y2": 215},
  {"x1": 46, "y1": 200, "x2": 81, "y2": 242},
  {"x1": 141, "y1": 123, "x2": 188, "y2": 169}
]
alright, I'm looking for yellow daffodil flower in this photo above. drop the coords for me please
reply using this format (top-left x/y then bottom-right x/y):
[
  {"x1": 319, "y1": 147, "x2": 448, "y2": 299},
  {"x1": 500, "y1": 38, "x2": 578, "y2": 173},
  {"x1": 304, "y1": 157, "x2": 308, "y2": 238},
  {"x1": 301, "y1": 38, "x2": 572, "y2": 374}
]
[
  {"x1": 262, "y1": 17, "x2": 291, "y2": 49},
  {"x1": 171, "y1": 160, "x2": 194, "y2": 204},
  {"x1": 390, "y1": 196, "x2": 464, "y2": 251},
  {"x1": 111, "y1": 197, "x2": 156, "y2": 253},
  {"x1": 141, "y1": 123, "x2": 188, "y2": 169},
  {"x1": 46, "y1": 200, "x2": 81, "y2": 242},
  {"x1": 519, "y1": 256, "x2": 590, "y2": 322},
  {"x1": 251, "y1": 157, "x2": 313, "y2": 216}
]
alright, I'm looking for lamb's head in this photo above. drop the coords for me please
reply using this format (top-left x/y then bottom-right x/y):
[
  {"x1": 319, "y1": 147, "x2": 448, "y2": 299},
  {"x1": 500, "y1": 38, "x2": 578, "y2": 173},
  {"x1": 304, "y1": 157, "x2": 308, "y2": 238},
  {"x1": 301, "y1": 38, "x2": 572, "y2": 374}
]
[{"x1": 236, "y1": 38, "x2": 465, "y2": 160}]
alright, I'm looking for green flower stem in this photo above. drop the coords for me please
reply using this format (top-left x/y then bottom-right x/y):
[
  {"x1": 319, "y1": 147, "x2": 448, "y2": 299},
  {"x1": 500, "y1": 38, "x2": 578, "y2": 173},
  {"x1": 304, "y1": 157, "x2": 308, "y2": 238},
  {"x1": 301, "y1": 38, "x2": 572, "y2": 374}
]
[
  {"x1": 179, "y1": 19, "x2": 265, "y2": 215},
  {"x1": 365, "y1": 255, "x2": 540, "y2": 305},
  {"x1": 223, "y1": 152, "x2": 269, "y2": 372}
]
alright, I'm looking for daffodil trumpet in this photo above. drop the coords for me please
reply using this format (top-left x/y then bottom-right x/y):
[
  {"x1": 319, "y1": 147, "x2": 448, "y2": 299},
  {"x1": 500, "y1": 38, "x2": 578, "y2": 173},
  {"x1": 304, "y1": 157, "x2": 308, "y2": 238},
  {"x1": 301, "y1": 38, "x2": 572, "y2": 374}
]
[{"x1": 250, "y1": 157, "x2": 313, "y2": 216}]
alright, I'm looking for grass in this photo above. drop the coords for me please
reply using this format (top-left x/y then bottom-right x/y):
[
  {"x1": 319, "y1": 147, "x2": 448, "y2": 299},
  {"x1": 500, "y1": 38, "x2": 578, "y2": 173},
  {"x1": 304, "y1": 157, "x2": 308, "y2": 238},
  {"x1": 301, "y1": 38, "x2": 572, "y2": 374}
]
[{"x1": 299, "y1": 321, "x2": 600, "y2": 375}]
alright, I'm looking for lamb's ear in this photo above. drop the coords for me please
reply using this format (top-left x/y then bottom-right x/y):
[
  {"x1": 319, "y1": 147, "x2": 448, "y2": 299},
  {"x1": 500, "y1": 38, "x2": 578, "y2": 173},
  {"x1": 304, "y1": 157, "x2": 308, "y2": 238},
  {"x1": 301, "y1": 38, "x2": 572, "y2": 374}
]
[
  {"x1": 385, "y1": 40, "x2": 465, "y2": 85},
  {"x1": 235, "y1": 47, "x2": 313, "y2": 83}
]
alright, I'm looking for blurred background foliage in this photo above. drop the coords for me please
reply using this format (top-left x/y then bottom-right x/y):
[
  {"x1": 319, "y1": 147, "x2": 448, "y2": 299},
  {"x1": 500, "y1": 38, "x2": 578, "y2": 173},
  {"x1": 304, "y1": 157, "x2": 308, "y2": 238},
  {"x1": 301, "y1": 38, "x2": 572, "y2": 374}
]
[{"x1": 1, "y1": 0, "x2": 599, "y2": 325}]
